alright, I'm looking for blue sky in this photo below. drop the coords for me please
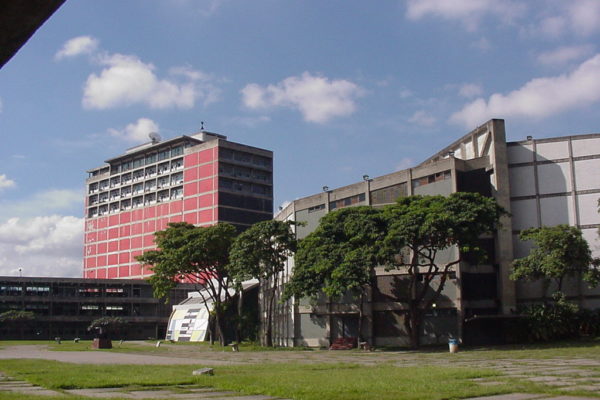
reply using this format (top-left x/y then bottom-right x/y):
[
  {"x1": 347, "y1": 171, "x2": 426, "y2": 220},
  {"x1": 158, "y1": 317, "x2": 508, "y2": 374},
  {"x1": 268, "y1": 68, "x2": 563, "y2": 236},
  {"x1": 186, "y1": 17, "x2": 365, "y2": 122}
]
[{"x1": 1, "y1": 0, "x2": 600, "y2": 277}]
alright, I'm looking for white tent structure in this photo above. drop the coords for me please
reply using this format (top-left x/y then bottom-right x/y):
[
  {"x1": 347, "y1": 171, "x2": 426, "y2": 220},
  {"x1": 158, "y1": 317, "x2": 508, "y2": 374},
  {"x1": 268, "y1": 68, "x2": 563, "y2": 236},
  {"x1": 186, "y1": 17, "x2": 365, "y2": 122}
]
[{"x1": 165, "y1": 279, "x2": 258, "y2": 342}]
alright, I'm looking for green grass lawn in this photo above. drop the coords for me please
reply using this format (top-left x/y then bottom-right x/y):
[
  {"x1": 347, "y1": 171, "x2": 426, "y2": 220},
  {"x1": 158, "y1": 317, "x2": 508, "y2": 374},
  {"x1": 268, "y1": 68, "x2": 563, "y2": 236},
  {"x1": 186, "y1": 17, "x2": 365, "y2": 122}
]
[
  {"x1": 0, "y1": 359, "x2": 515, "y2": 400},
  {"x1": 1, "y1": 340, "x2": 600, "y2": 400}
]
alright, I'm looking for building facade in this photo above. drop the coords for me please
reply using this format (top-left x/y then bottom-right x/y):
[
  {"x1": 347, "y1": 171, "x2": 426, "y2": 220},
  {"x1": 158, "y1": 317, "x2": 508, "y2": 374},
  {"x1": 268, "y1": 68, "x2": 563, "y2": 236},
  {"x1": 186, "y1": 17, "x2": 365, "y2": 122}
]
[
  {"x1": 0, "y1": 276, "x2": 195, "y2": 340},
  {"x1": 84, "y1": 130, "x2": 273, "y2": 280},
  {"x1": 271, "y1": 119, "x2": 600, "y2": 348}
]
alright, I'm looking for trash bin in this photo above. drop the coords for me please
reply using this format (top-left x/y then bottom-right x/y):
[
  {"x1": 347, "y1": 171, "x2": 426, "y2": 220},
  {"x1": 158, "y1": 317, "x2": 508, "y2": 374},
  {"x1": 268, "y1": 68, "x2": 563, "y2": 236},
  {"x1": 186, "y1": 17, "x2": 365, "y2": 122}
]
[{"x1": 448, "y1": 338, "x2": 459, "y2": 353}]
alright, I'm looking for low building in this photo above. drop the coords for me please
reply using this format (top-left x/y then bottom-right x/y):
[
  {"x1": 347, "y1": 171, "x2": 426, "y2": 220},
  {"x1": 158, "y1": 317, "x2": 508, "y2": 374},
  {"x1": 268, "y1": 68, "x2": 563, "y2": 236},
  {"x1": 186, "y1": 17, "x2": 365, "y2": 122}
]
[
  {"x1": 271, "y1": 119, "x2": 600, "y2": 347},
  {"x1": 0, "y1": 276, "x2": 195, "y2": 340}
]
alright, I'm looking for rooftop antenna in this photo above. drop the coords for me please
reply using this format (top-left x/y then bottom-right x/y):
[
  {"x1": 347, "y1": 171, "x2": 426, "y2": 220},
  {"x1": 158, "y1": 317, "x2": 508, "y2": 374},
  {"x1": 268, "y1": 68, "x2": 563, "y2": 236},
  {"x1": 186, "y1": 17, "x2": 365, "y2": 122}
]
[
  {"x1": 149, "y1": 132, "x2": 161, "y2": 144},
  {"x1": 200, "y1": 121, "x2": 205, "y2": 131}
]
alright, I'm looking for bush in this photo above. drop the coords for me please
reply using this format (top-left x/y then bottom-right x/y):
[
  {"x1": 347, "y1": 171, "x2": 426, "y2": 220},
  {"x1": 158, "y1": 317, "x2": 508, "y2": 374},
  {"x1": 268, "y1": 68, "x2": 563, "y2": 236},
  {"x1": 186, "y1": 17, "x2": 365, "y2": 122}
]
[{"x1": 518, "y1": 293, "x2": 600, "y2": 342}]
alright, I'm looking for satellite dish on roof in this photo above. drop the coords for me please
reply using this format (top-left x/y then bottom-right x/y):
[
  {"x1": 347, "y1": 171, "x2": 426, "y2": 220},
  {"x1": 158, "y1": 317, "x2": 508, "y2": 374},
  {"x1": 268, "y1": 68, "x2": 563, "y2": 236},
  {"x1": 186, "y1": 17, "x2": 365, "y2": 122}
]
[{"x1": 149, "y1": 132, "x2": 161, "y2": 144}]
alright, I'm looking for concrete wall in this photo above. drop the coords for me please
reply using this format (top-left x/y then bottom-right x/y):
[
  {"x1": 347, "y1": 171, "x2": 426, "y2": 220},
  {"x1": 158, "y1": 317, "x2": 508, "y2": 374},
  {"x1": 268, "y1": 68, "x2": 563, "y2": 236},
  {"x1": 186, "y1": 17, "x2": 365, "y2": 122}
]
[{"x1": 507, "y1": 134, "x2": 600, "y2": 306}]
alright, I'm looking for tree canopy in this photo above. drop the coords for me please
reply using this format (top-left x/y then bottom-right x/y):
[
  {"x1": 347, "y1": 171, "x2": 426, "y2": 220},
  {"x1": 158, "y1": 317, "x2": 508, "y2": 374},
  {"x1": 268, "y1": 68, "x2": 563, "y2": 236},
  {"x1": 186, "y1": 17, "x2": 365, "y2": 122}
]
[
  {"x1": 230, "y1": 219, "x2": 297, "y2": 346},
  {"x1": 283, "y1": 192, "x2": 505, "y2": 348},
  {"x1": 136, "y1": 222, "x2": 238, "y2": 345},
  {"x1": 511, "y1": 224, "x2": 600, "y2": 293},
  {"x1": 283, "y1": 206, "x2": 386, "y2": 301}
]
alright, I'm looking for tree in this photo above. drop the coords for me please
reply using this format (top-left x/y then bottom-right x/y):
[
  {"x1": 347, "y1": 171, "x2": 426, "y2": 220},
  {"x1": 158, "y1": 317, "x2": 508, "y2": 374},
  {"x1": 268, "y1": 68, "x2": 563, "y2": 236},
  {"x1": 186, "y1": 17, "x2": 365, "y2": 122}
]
[
  {"x1": 136, "y1": 222, "x2": 238, "y2": 346},
  {"x1": 381, "y1": 193, "x2": 505, "y2": 349},
  {"x1": 230, "y1": 220, "x2": 298, "y2": 347},
  {"x1": 511, "y1": 224, "x2": 600, "y2": 295},
  {"x1": 0, "y1": 310, "x2": 35, "y2": 339},
  {"x1": 282, "y1": 207, "x2": 388, "y2": 343}
]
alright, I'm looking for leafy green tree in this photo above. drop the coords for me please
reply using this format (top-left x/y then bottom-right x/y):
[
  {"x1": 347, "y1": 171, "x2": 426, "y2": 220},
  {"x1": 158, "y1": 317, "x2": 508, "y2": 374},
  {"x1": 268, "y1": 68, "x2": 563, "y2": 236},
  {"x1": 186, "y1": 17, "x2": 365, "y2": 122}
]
[
  {"x1": 282, "y1": 207, "x2": 388, "y2": 343},
  {"x1": 511, "y1": 224, "x2": 600, "y2": 295},
  {"x1": 381, "y1": 193, "x2": 505, "y2": 349},
  {"x1": 136, "y1": 222, "x2": 238, "y2": 346},
  {"x1": 0, "y1": 310, "x2": 35, "y2": 339},
  {"x1": 88, "y1": 316, "x2": 126, "y2": 339},
  {"x1": 230, "y1": 220, "x2": 297, "y2": 347}
]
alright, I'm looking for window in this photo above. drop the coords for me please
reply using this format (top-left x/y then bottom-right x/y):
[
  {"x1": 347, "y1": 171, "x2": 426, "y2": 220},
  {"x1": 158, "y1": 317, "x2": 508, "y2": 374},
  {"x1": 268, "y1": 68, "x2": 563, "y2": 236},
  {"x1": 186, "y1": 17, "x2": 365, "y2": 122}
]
[
  {"x1": 132, "y1": 196, "x2": 143, "y2": 208},
  {"x1": 370, "y1": 183, "x2": 407, "y2": 205},
  {"x1": 157, "y1": 176, "x2": 169, "y2": 188},
  {"x1": 329, "y1": 193, "x2": 366, "y2": 210},
  {"x1": 412, "y1": 170, "x2": 451, "y2": 188},
  {"x1": 145, "y1": 153, "x2": 157, "y2": 165},
  {"x1": 109, "y1": 176, "x2": 120, "y2": 188},
  {"x1": 171, "y1": 158, "x2": 183, "y2": 170},
  {"x1": 89, "y1": 183, "x2": 99, "y2": 194},
  {"x1": 133, "y1": 183, "x2": 143, "y2": 194},
  {"x1": 145, "y1": 166, "x2": 156, "y2": 177},
  {"x1": 171, "y1": 146, "x2": 183, "y2": 157},
  {"x1": 157, "y1": 162, "x2": 169, "y2": 175},
  {"x1": 109, "y1": 203, "x2": 119, "y2": 213},
  {"x1": 122, "y1": 173, "x2": 132, "y2": 183},
  {"x1": 158, "y1": 189, "x2": 169, "y2": 202},
  {"x1": 133, "y1": 158, "x2": 144, "y2": 169},
  {"x1": 171, "y1": 186, "x2": 183, "y2": 199},
  {"x1": 308, "y1": 204, "x2": 325, "y2": 213},
  {"x1": 144, "y1": 180, "x2": 156, "y2": 192},
  {"x1": 171, "y1": 172, "x2": 183, "y2": 185},
  {"x1": 158, "y1": 149, "x2": 170, "y2": 161},
  {"x1": 121, "y1": 199, "x2": 131, "y2": 210},
  {"x1": 121, "y1": 186, "x2": 132, "y2": 198},
  {"x1": 144, "y1": 193, "x2": 156, "y2": 205}
]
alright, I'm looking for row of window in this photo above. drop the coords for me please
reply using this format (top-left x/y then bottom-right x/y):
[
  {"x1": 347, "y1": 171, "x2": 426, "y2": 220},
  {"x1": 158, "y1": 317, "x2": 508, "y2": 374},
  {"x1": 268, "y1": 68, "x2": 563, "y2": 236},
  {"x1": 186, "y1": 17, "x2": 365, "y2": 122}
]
[
  {"x1": 87, "y1": 186, "x2": 183, "y2": 217},
  {"x1": 89, "y1": 158, "x2": 184, "y2": 194},
  {"x1": 219, "y1": 177, "x2": 272, "y2": 196},
  {"x1": 329, "y1": 193, "x2": 366, "y2": 210},
  {"x1": 219, "y1": 148, "x2": 271, "y2": 168},
  {"x1": 0, "y1": 286, "x2": 143, "y2": 297},
  {"x1": 218, "y1": 162, "x2": 272, "y2": 183},
  {"x1": 112, "y1": 145, "x2": 185, "y2": 174},
  {"x1": 89, "y1": 173, "x2": 184, "y2": 206}
]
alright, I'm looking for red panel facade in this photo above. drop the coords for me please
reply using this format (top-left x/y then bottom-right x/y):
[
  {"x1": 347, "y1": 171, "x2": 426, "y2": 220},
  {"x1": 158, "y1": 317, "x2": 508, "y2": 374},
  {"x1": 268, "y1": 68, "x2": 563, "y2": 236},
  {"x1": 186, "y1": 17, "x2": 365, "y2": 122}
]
[{"x1": 84, "y1": 136, "x2": 271, "y2": 280}]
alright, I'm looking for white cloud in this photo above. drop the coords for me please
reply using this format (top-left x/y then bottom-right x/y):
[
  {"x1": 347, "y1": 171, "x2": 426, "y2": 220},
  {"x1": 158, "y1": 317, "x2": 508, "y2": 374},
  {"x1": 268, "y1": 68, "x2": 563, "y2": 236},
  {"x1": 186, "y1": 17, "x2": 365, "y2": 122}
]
[
  {"x1": 405, "y1": 0, "x2": 525, "y2": 31},
  {"x1": 0, "y1": 189, "x2": 82, "y2": 221},
  {"x1": 536, "y1": 16, "x2": 567, "y2": 38},
  {"x1": 55, "y1": 36, "x2": 99, "y2": 60},
  {"x1": 408, "y1": 110, "x2": 436, "y2": 127},
  {"x1": 82, "y1": 53, "x2": 220, "y2": 110},
  {"x1": 527, "y1": 1, "x2": 600, "y2": 39},
  {"x1": 0, "y1": 174, "x2": 15, "y2": 191},
  {"x1": 0, "y1": 216, "x2": 83, "y2": 278},
  {"x1": 458, "y1": 83, "x2": 483, "y2": 98},
  {"x1": 451, "y1": 54, "x2": 600, "y2": 127},
  {"x1": 108, "y1": 118, "x2": 159, "y2": 143},
  {"x1": 171, "y1": 0, "x2": 226, "y2": 17},
  {"x1": 568, "y1": 0, "x2": 600, "y2": 36},
  {"x1": 471, "y1": 37, "x2": 491, "y2": 52},
  {"x1": 241, "y1": 72, "x2": 363, "y2": 123},
  {"x1": 537, "y1": 45, "x2": 594, "y2": 67},
  {"x1": 395, "y1": 157, "x2": 415, "y2": 171}
]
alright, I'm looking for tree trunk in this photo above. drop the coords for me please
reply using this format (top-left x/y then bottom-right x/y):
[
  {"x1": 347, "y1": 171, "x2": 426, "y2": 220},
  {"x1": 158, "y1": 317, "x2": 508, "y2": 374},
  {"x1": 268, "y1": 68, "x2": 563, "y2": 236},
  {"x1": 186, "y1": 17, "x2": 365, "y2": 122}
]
[
  {"x1": 265, "y1": 288, "x2": 275, "y2": 347},
  {"x1": 214, "y1": 307, "x2": 226, "y2": 346},
  {"x1": 357, "y1": 290, "x2": 364, "y2": 343},
  {"x1": 408, "y1": 309, "x2": 421, "y2": 349}
]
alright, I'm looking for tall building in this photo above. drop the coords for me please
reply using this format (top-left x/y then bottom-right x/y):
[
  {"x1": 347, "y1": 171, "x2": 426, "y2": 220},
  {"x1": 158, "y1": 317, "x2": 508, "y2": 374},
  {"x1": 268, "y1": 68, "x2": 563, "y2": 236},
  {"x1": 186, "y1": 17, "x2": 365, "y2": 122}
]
[
  {"x1": 270, "y1": 119, "x2": 600, "y2": 347},
  {"x1": 84, "y1": 130, "x2": 273, "y2": 280}
]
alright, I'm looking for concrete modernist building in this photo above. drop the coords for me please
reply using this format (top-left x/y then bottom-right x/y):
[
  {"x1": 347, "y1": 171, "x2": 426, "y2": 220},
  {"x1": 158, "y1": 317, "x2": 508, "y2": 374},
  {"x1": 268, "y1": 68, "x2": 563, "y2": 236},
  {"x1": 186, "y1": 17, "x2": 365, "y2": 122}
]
[
  {"x1": 0, "y1": 276, "x2": 195, "y2": 340},
  {"x1": 84, "y1": 131, "x2": 273, "y2": 280},
  {"x1": 272, "y1": 119, "x2": 600, "y2": 348}
]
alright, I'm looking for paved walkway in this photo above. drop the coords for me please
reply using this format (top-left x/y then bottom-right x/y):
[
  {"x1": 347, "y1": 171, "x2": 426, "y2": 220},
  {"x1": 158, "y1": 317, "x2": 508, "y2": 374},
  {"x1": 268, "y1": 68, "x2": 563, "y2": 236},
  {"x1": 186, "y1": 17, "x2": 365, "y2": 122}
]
[{"x1": 0, "y1": 344, "x2": 598, "y2": 399}]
